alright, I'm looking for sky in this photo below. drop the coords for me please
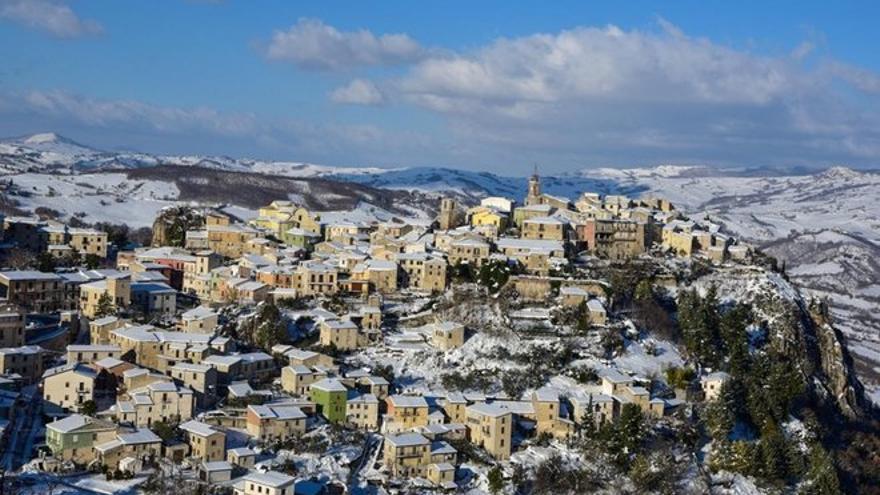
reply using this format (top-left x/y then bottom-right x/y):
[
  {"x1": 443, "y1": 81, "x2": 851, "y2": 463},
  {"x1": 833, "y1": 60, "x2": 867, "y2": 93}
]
[{"x1": 0, "y1": 1, "x2": 879, "y2": 175}]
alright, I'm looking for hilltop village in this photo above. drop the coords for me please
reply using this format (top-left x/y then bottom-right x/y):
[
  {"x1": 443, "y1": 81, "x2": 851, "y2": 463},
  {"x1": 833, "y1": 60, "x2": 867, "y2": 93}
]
[{"x1": 0, "y1": 171, "x2": 795, "y2": 494}]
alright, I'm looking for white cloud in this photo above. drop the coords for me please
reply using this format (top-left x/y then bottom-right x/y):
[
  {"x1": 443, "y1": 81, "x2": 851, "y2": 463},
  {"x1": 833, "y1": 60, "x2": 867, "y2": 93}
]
[
  {"x1": 383, "y1": 21, "x2": 880, "y2": 170},
  {"x1": 0, "y1": 0, "x2": 102, "y2": 38},
  {"x1": 330, "y1": 79, "x2": 386, "y2": 105},
  {"x1": 265, "y1": 18, "x2": 423, "y2": 71}
]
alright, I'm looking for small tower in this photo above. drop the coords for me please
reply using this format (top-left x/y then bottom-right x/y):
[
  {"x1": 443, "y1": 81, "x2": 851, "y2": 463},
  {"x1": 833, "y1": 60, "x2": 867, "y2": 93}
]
[
  {"x1": 438, "y1": 197, "x2": 457, "y2": 230},
  {"x1": 526, "y1": 165, "x2": 541, "y2": 205}
]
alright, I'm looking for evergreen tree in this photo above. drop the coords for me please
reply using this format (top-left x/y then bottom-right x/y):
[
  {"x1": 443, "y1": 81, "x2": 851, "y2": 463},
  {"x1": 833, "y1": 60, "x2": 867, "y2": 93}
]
[
  {"x1": 37, "y1": 252, "x2": 56, "y2": 272},
  {"x1": 95, "y1": 292, "x2": 115, "y2": 318},
  {"x1": 600, "y1": 403, "x2": 644, "y2": 469},
  {"x1": 803, "y1": 443, "x2": 842, "y2": 495},
  {"x1": 759, "y1": 423, "x2": 789, "y2": 482},
  {"x1": 252, "y1": 303, "x2": 287, "y2": 351},
  {"x1": 487, "y1": 465, "x2": 504, "y2": 494},
  {"x1": 576, "y1": 397, "x2": 598, "y2": 450}
]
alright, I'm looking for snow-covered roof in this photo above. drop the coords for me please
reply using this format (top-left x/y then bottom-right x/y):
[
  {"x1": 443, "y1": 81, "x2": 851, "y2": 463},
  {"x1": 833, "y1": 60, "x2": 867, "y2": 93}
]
[
  {"x1": 241, "y1": 471, "x2": 296, "y2": 488},
  {"x1": 310, "y1": 378, "x2": 347, "y2": 393},
  {"x1": 388, "y1": 394, "x2": 428, "y2": 408},
  {"x1": 467, "y1": 402, "x2": 512, "y2": 417},
  {"x1": 180, "y1": 420, "x2": 221, "y2": 437},
  {"x1": 386, "y1": 432, "x2": 430, "y2": 447}
]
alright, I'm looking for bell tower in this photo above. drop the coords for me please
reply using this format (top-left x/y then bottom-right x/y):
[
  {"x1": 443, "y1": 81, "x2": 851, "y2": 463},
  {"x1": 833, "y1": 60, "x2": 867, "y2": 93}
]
[
  {"x1": 438, "y1": 197, "x2": 457, "y2": 230},
  {"x1": 526, "y1": 165, "x2": 541, "y2": 205}
]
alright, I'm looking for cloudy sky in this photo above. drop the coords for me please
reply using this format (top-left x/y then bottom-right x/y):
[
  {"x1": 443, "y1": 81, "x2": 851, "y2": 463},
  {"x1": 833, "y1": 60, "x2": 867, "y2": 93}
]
[{"x1": 1, "y1": 0, "x2": 879, "y2": 174}]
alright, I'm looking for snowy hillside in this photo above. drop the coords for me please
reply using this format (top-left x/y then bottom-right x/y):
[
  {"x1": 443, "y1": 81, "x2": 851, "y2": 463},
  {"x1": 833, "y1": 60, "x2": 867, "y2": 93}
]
[{"x1": 1, "y1": 132, "x2": 878, "y2": 400}]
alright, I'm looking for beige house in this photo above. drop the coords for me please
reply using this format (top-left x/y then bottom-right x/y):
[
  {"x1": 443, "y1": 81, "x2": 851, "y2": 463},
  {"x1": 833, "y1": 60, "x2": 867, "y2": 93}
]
[
  {"x1": 0, "y1": 270, "x2": 65, "y2": 313},
  {"x1": 227, "y1": 447, "x2": 257, "y2": 468},
  {"x1": 42, "y1": 363, "x2": 99, "y2": 412},
  {"x1": 0, "y1": 303, "x2": 25, "y2": 348},
  {"x1": 383, "y1": 432, "x2": 458, "y2": 481},
  {"x1": 94, "y1": 428, "x2": 162, "y2": 471},
  {"x1": 116, "y1": 381, "x2": 195, "y2": 427},
  {"x1": 66, "y1": 344, "x2": 121, "y2": 365},
  {"x1": 447, "y1": 239, "x2": 490, "y2": 268},
  {"x1": 571, "y1": 393, "x2": 616, "y2": 426},
  {"x1": 465, "y1": 403, "x2": 512, "y2": 460},
  {"x1": 233, "y1": 471, "x2": 295, "y2": 495},
  {"x1": 170, "y1": 362, "x2": 218, "y2": 404},
  {"x1": 351, "y1": 259, "x2": 398, "y2": 293},
  {"x1": 245, "y1": 404, "x2": 307, "y2": 443},
  {"x1": 204, "y1": 224, "x2": 259, "y2": 258},
  {"x1": 294, "y1": 261, "x2": 339, "y2": 296},
  {"x1": 281, "y1": 365, "x2": 327, "y2": 396},
  {"x1": 701, "y1": 371, "x2": 731, "y2": 401},
  {"x1": 180, "y1": 419, "x2": 226, "y2": 462},
  {"x1": 385, "y1": 395, "x2": 429, "y2": 432},
  {"x1": 397, "y1": 253, "x2": 447, "y2": 292},
  {"x1": 179, "y1": 306, "x2": 218, "y2": 334},
  {"x1": 0, "y1": 345, "x2": 45, "y2": 384},
  {"x1": 79, "y1": 273, "x2": 131, "y2": 319},
  {"x1": 430, "y1": 321, "x2": 465, "y2": 350},
  {"x1": 319, "y1": 319, "x2": 360, "y2": 351},
  {"x1": 346, "y1": 392, "x2": 379, "y2": 430},
  {"x1": 89, "y1": 316, "x2": 128, "y2": 345},
  {"x1": 521, "y1": 216, "x2": 566, "y2": 241}
]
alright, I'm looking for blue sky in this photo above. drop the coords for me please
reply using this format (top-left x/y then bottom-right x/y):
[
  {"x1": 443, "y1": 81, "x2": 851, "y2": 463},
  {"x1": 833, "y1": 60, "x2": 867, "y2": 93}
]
[{"x1": 1, "y1": 1, "x2": 879, "y2": 174}]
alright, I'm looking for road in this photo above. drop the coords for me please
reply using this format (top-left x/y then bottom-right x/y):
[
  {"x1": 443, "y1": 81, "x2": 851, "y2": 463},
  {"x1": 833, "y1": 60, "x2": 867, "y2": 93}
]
[
  {"x1": 1, "y1": 387, "x2": 43, "y2": 471},
  {"x1": 347, "y1": 434, "x2": 382, "y2": 494}
]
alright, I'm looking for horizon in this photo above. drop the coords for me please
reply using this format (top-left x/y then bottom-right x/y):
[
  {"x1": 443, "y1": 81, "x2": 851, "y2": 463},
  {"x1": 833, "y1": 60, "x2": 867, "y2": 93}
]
[{"x1": 1, "y1": 1, "x2": 879, "y2": 174}]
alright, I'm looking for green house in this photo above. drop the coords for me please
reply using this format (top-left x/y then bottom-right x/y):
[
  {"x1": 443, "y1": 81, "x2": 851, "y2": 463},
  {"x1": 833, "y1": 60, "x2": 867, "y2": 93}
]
[
  {"x1": 309, "y1": 378, "x2": 348, "y2": 424},
  {"x1": 282, "y1": 228, "x2": 322, "y2": 250},
  {"x1": 46, "y1": 414, "x2": 117, "y2": 462}
]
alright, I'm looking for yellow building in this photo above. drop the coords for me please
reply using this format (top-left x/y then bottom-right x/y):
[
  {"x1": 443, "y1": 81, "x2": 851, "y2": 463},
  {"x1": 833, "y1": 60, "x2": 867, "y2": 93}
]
[
  {"x1": 430, "y1": 321, "x2": 465, "y2": 350},
  {"x1": 246, "y1": 405, "x2": 307, "y2": 443},
  {"x1": 351, "y1": 259, "x2": 398, "y2": 294},
  {"x1": 346, "y1": 392, "x2": 379, "y2": 430},
  {"x1": 42, "y1": 363, "x2": 99, "y2": 412},
  {"x1": 94, "y1": 428, "x2": 162, "y2": 472},
  {"x1": 465, "y1": 403, "x2": 512, "y2": 460},
  {"x1": 385, "y1": 395, "x2": 429, "y2": 432},
  {"x1": 319, "y1": 319, "x2": 360, "y2": 351},
  {"x1": 233, "y1": 471, "x2": 295, "y2": 495},
  {"x1": 180, "y1": 420, "x2": 226, "y2": 462},
  {"x1": 79, "y1": 274, "x2": 131, "y2": 319},
  {"x1": 116, "y1": 381, "x2": 195, "y2": 427},
  {"x1": 468, "y1": 207, "x2": 508, "y2": 233},
  {"x1": 382, "y1": 432, "x2": 458, "y2": 481},
  {"x1": 521, "y1": 216, "x2": 566, "y2": 241},
  {"x1": 397, "y1": 253, "x2": 447, "y2": 292},
  {"x1": 66, "y1": 344, "x2": 122, "y2": 365},
  {"x1": 447, "y1": 239, "x2": 490, "y2": 268},
  {"x1": 0, "y1": 345, "x2": 44, "y2": 384},
  {"x1": 662, "y1": 220, "x2": 696, "y2": 256},
  {"x1": 281, "y1": 365, "x2": 327, "y2": 396},
  {"x1": 0, "y1": 303, "x2": 24, "y2": 348}
]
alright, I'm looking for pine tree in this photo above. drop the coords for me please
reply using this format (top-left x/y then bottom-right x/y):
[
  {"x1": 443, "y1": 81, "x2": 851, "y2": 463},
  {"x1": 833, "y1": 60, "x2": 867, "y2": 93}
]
[
  {"x1": 252, "y1": 303, "x2": 287, "y2": 351},
  {"x1": 95, "y1": 292, "x2": 115, "y2": 318},
  {"x1": 577, "y1": 397, "x2": 597, "y2": 447},
  {"x1": 487, "y1": 465, "x2": 504, "y2": 494},
  {"x1": 803, "y1": 443, "x2": 841, "y2": 495},
  {"x1": 759, "y1": 423, "x2": 789, "y2": 482}
]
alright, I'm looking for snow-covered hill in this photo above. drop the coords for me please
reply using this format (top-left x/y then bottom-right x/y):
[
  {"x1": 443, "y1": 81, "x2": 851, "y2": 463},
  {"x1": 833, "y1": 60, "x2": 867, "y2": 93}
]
[{"x1": 2, "y1": 132, "x2": 879, "y2": 400}]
